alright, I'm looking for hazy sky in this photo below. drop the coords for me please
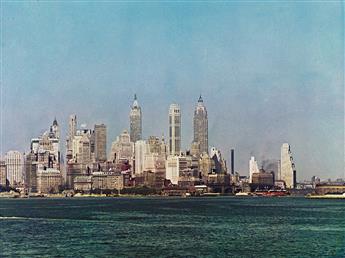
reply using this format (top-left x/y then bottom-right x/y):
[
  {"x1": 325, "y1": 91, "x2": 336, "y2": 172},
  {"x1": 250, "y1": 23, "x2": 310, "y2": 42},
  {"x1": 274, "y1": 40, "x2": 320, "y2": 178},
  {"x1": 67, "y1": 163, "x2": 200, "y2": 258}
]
[{"x1": 2, "y1": 1, "x2": 344, "y2": 180}]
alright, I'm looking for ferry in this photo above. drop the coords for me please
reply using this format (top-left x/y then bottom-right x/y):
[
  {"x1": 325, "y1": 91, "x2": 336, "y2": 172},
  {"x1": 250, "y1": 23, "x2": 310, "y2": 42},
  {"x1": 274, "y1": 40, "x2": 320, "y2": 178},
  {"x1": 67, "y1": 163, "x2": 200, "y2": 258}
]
[
  {"x1": 253, "y1": 189, "x2": 290, "y2": 197},
  {"x1": 306, "y1": 193, "x2": 345, "y2": 199}
]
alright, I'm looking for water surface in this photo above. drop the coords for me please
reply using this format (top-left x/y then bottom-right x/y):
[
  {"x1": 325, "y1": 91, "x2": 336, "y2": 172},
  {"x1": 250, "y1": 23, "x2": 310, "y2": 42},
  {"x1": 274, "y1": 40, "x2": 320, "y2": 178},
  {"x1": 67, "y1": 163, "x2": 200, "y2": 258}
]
[{"x1": 1, "y1": 197, "x2": 344, "y2": 257}]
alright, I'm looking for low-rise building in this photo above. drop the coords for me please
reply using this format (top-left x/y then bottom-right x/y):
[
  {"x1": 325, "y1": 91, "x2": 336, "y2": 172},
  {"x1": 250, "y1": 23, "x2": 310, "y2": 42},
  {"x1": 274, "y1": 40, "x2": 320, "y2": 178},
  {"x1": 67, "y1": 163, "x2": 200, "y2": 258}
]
[
  {"x1": 0, "y1": 161, "x2": 7, "y2": 186},
  {"x1": 74, "y1": 176, "x2": 92, "y2": 192},
  {"x1": 36, "y1": 168, "x2": 62, "y2": 194}
]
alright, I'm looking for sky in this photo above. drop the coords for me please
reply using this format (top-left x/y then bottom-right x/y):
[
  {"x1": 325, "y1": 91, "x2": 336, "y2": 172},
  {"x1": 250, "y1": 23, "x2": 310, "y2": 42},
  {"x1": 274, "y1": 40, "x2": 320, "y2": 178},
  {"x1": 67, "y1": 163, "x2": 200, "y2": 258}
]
[{"x1": 1, "y1": 1, "x2": 344, "y2": 180}]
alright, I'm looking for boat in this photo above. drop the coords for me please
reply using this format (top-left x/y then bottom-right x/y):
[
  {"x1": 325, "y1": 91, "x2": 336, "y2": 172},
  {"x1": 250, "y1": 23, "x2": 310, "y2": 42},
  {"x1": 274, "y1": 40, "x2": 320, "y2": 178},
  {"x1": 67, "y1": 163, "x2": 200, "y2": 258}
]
[
  {"x1": 235, "y1": 192, "x2": 251, "y2": 196},
  {"x1": 306, "y1": 193, "x2": 345, "y2": 199},
  {"x1": 253, "y1": 189, "x2": 290, "y2": 197}
]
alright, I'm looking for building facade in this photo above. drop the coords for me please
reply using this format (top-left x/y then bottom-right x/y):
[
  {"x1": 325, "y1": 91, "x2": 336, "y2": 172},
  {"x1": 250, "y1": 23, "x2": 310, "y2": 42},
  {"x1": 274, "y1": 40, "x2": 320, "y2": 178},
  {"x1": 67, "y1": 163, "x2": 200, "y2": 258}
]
[
  {"x1": 5, "y1": 151, "x2": 24, "y2": 187},
  {"x1": 109, "y1": 130, "x2": 134, "y2": 164},
  {"x1": 94, "y1": 124, "x2": 107, "y2": 162},
  {"x1": 280, "y1": 143, "x2": 296, "y2": 189},
  {"x1": 130, "y1": 94, "x2": 142, "y2": 143},
  {"x1": 169, "y1": 103, "x2": 181, "y2": 156},
  {"x1": 193, "y1": 95, "x2": 208, "y2": 154},
  {"x1": 0, "y1": 161, "x2": 7, "y2": 186},
  {"x1": 67, "y1": 114, "x2": 77, "y2": 151},
  {"x1": 36, "y1": 168, "x2": 62, "y2": 194},
  {"x1": 249, "y1": 156, "x2": 259, "y2": 183}
]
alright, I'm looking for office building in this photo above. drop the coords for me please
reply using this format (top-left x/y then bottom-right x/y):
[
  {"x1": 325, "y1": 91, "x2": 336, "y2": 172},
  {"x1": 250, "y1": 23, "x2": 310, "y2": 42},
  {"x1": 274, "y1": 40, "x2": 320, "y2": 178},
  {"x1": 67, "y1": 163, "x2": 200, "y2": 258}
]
[
  {"x1": 67, "y1": 114, "x2": 77, "y2": 151},
  {"x1": 5, "y1": 151, "x2": 24, "y2": 187},
  {"x1": 94, "y1": 124, "x2": 107, "y2": 162},
  {"x1": 280, "y1": 143, "x2": 297, "y2": 189},
  {"x1": 193, "y1": 95, "x2": 208, "y2": 154},
  {"x1": 130, "y1": 94, "x2": 142, "y2": 143},
  {"x1": 0, "y1": 161, "x2": 7, "y2": 186},
  {"x1": 249, "y1": 156, "x2": 259, "y2": 183},
  {"x1": 169, "y1": 103, "x2": 181, "y2": 156}
]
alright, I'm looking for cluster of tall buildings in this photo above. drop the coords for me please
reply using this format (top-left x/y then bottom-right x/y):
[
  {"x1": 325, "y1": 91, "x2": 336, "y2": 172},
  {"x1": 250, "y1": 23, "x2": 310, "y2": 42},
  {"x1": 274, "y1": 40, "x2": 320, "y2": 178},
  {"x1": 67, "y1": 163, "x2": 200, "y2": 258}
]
[
  {"x1": 248, "y1": 143, "x2": 297, "y2": 190},
  {"x1": 0, "y1": 95, "x2": 298, "y2": 195}
]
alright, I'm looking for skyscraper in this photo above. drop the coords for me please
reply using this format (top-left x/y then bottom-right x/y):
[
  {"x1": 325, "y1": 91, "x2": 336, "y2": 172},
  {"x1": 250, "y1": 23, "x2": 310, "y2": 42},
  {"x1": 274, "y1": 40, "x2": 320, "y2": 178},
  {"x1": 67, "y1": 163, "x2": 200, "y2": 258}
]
[
  {"x1": 130, "y1": 94, "x2": 142, "y2": 143},
  {"x1": 193, "y1": 95, "x2": 208, "y2": 154},
  {"x1": 5, "y1": 151, "x2": 24, "y2": 187},
  {"x1": 249, "y1": 156, "x2": 259, "y2": 183},
  {"x1": 67, "y1": 114, "x2": 77, "y2": 151},
  {"x1": 94, "y1": 124, "x2": 107, "y2": 162},
  {"x1": 169, "y1": 103, "x2": 181, "y2": 156},
  {"x1": 280, "y1": 143, "x2": 296, "y2": 189}
]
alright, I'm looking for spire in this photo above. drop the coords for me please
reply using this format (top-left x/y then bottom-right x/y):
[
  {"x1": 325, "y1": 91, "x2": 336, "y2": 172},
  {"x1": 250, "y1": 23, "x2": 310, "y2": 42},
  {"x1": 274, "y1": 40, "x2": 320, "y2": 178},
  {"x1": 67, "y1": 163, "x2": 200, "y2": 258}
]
[
  {"x1": 53, "y1": 117, "x2": 58, "y2": 126},
  {"x1": 198, "y1": 95, "x2": 203, "y2": 102},
  {"x1": 132, "y1": 94, "x2": 139, "y2": 108}
]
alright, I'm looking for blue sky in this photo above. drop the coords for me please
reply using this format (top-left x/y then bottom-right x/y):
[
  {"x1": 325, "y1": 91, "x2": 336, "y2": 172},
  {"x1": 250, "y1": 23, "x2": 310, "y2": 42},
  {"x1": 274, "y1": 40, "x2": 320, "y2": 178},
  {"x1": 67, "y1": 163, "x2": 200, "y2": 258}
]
[{"x1": 2, "y1": 1, "x2": 344, "y2": 180}]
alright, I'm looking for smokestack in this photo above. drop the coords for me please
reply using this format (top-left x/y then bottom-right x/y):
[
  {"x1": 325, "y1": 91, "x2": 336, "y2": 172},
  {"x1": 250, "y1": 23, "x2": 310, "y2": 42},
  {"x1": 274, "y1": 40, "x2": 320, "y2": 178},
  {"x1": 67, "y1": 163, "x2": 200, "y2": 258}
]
[{"x1": 231, "y1": 149, "x2": 234, "y2": 175}]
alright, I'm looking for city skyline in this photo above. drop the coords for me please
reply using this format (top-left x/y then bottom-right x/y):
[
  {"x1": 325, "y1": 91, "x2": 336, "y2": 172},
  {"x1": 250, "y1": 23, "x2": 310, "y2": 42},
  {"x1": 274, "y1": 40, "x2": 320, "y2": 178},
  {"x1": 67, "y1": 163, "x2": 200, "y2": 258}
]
[{"x1": 2, "y1": 2, "x2": 344, "y2": 180}]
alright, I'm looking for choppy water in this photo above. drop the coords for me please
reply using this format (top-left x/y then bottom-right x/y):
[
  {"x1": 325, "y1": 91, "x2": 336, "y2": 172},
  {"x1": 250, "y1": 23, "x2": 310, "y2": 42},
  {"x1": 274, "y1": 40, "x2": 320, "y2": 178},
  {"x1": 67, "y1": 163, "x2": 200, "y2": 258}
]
[{"x1": 0, "y1": 197, "x2": 344, "y2": 257}]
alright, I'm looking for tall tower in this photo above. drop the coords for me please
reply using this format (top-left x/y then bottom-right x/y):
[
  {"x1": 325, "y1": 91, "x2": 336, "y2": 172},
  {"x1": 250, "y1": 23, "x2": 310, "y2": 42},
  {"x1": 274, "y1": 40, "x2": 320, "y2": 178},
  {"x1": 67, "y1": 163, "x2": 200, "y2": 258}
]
[
  {"x1": 280, "y1": 143, "x2": 296, "y2": 189},
  {"x1": 169, "y1": 103, "x2": 181, "y2": 156},
  {"x1": 193, "y1": 95, "x2": 208, "y2": 154},
  {"x1": 94, "y1": 124, "x2": 107, "y2": 162},
  {"x1": 67, "y1": 114, "x2": 77, "y2": 151},
  {"x1": 249, "y1": 156, "x2": 259, "y2": 183},
  {"x1": 130, "y1": 94, "x2": 142, "y2": 143}
]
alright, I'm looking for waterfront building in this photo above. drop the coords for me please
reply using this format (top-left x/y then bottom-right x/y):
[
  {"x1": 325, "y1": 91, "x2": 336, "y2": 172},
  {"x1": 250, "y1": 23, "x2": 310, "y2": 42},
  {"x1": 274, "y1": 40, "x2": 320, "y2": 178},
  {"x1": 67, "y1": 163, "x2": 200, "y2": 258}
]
[
  {"x1": 249, "y1": 156, "x2": 259, "y2": 183},
  {"x1": 251, "y1": 169, "x2": 274, "y2": 186},
  {"x1": 280, "y1": 143, "x2": 297, "y2": 189},
  {"x1": 91, "y1": 171, "x2": 124, "y2": 191},
  {"x1": 36, "y1": 168, "x2": 62, "y2": 194},
  {"x1": 0, "y1": 161, "x2": 7, "y2": 186},
  {"x1": 73, "y1": 175, "x2": 92, "y2": 192},
  {"x1": 94, "y1": 124, "x2": 107, "y2": 162},
  {"x1": 193, "y1": 95, "x2": 208, "y2": 154},
  {"x1": 5, "y1": 151, "x2": 24, "y2": 187},
  {"x1": 169, "y1": 103, "x2": 181, "y2": 156},
  {"x1": 130, "y1": 94, "x2": 142, "y2": 143}
]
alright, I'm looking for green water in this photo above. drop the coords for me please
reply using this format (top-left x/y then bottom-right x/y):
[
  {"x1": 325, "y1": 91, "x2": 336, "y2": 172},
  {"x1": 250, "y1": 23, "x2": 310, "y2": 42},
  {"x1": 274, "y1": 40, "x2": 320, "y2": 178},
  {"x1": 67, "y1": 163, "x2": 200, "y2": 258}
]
[{"x1": 0, "y1": 197, "x2": 344, "y2": 257}]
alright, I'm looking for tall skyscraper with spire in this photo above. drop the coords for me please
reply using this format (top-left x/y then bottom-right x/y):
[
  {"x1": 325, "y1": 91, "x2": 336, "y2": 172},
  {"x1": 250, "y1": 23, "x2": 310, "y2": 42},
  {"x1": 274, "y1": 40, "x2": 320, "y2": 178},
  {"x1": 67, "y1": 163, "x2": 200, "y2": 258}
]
[
  {"x1": 130, "y1": 94, "x2": 142, "y2": 143},
  {"x1": 193, "y1": 95, "x2": 208, "y2": 154},
  {"x1": 169, "y1": 103, "x2": 181, "y2": 156}
]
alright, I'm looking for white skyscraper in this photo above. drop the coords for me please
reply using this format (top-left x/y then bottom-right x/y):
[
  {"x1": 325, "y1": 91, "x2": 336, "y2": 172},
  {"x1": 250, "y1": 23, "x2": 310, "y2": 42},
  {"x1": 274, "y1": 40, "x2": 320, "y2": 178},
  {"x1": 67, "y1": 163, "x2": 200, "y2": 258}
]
[
  {"x1": 169, "y1": 103, "x2": 181, "y2": 156},
  {"x1": 249, "y1": 156, "x2": 259, "y2": 183},
  {"x1": 5, "y1": 151, "x2": 24, "y2": 186},
  {"x1": 134, "y1": 140, "x2": 149, "y2": 176},
  {"x1": 280, "y1": 143, "x2": 296, "y2": 189}
]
